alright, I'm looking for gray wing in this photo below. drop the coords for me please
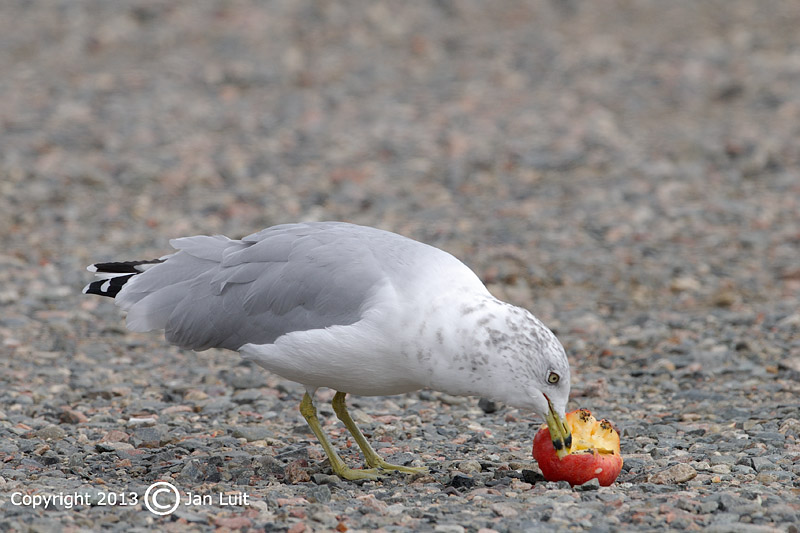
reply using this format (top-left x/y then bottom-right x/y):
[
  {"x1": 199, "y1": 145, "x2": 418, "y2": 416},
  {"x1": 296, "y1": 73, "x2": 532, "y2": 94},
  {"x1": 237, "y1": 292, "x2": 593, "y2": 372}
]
[{"x1": 116, "y1": 222, "x2": 395, "y2": 351}]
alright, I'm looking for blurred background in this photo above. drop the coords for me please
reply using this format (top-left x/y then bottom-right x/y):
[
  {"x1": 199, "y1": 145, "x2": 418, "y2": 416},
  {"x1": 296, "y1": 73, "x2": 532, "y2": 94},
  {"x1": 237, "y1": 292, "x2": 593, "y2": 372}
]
[{"x1": 1, "y1": 0, "x2": 799, "y2": 355}]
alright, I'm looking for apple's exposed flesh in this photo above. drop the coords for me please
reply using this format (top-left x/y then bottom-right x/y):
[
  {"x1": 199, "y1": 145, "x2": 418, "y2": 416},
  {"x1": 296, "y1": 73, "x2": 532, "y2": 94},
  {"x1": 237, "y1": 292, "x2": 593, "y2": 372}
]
[{"x1": 533, "y1": 408, "x2": 623, "y2": 487}]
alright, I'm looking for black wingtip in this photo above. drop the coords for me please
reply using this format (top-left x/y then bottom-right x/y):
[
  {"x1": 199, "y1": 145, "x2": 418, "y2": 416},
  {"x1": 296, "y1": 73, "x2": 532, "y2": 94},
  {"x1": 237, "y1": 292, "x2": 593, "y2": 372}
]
[
  {"x1": 88, "y1": 259, "x2": 164, "y2": 274},
  {"x1": 83, "y1": 274, "x2": 135, "y2": 298}
]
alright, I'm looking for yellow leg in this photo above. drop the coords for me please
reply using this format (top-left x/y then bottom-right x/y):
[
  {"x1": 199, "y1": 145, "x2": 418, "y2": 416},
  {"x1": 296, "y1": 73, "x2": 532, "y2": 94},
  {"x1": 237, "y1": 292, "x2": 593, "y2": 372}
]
[
  {"x1": 299, "y1": 392, "x2": 379, "y2": 481},
  {"x1": 331, "y1": 392, "x2": 428, "y2": 475}
]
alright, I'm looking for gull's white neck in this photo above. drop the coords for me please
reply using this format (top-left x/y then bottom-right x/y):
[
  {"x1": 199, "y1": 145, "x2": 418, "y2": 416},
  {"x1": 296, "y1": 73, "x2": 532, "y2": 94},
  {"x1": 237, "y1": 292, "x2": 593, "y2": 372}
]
[{"x1": 402, "y1": 288, "x2": 549, "y2": 408}]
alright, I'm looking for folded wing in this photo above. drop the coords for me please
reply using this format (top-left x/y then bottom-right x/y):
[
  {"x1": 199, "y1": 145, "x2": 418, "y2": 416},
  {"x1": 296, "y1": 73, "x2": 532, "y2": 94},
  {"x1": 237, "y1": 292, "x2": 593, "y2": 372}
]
[{"x1": 115, "y1": 223, "x2": 387, "y2": 351}]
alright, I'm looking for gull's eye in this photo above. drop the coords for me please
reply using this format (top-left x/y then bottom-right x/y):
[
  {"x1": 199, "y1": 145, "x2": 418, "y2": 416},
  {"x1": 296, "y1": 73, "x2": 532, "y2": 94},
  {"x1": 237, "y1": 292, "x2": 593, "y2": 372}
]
[{"x1": 547, "y1": 372, "x2": 560, "y2": 384}]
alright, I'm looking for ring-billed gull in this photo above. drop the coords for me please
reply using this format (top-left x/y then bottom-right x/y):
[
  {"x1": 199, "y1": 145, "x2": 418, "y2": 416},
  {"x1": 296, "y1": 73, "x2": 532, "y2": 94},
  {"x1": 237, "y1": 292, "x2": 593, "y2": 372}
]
[{"x1": 84, "y1": 221, "x2": 572, "y2": 480}]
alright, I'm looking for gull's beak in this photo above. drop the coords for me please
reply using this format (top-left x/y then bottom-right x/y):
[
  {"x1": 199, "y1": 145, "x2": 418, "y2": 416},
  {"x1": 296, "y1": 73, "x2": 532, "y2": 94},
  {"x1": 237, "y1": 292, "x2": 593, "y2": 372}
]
[{"x1": 545, "y1": 396, "x2": 572, "y2": 459}]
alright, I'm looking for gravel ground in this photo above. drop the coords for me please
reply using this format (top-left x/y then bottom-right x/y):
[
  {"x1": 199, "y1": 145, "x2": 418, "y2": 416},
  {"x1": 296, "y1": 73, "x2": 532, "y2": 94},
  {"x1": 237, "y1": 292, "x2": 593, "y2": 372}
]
[{"x1": 2, "y1": 1, "x2": 799, "y2": 531}]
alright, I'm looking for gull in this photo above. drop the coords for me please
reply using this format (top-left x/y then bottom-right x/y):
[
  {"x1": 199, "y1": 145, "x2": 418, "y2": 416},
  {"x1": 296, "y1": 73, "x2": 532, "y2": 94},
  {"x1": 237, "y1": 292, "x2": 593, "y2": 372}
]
[{"x1": 84, "y1": 222, "x2": 572, "y2": 480}]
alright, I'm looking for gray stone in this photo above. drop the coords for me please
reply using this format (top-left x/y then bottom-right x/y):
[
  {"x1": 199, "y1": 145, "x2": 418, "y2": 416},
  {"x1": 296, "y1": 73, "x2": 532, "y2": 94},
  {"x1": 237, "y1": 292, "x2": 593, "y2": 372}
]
[
  {"x1": 434, "y1": 526, "x2": 465, "y2": 533},
  {"x1": 179, "y1": 459, "x2": 206, "y2": 482},
  {"x1": 94, "y1": 441, "x2": 134, "y2": 453},
  {"x1": 709, "y1": 455, "x2": 736, "y2": 466},
  {"x1": 574, "y1": 478, "x2": 601, "y2": 491},
  {"x1": 732, "y1": 464, "x2": 755, "y2": 474},
  {"x1": 478, "y1": 398, "x2": 499, "y2": 413},
  {"x1": 131, "y1": 427, "x2": 165, "y2": 448},
  {"x1": 200, "y1": 398, "x2": 236, "y2": 413},
  {"x1": 457, "y1": 460, "x2": 482, "y2": 474},
  {"x1": 257, "y1": 455, "x2": 286, "y2": 476},
  {"x1": 751, "y1": 457, "x2": 778, "y2": 472},
  {"x1": 35, "y1": 426, "x2": 66, "y2": 441},
  {"x1": 649, "y1": 463, "x2": 697, "y2": 484},
  {"x1": 306, "y1": 484, "x2": 332, "y2": 504},
  {"x1": 231, "y1": 389, "x2": 263, "y2": 404},
  {"x1": 312, "y1": 473, "x2": 339, "y2": 485},
  {"x1": 231, "y1": 426, "x2": 273, "y2": 442},
  {"x1": 710, "y1": 464, "x2": 732, "y2": 474}
]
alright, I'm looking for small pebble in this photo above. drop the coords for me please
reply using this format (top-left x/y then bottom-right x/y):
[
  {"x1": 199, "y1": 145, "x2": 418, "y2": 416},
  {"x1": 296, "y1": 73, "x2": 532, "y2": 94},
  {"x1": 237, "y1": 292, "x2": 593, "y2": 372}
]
[
  {"x1": 649, "y1": 464, "x2": 698, "y2": 484},
  {"x1": 458, "y1": 460, "x2": 482, "y2": 474},
  {"x1": 36, "y1": 426, "x2": 66, "y2": 441},
  {"x1": 574, "y1": 478, "x2": 601, "y2": 491},
  {"x1": 306, "y1": 485, "x2": 332, "y2": 504},
  {"x1": 232, "y1": 427, "x2": 274, "y2": 442},
  {"x1": 751, "y1": 457, "x2": 778, "y2": 472},
  {"x1": 478, "y1": 398, "x2": 499, "y2": 414},
  {"x1": 490, "y1": 503, "x2": 519, "y2": 518},
  {"x1": 449, "y1": 473, "x2": 477, "y2": 490}
]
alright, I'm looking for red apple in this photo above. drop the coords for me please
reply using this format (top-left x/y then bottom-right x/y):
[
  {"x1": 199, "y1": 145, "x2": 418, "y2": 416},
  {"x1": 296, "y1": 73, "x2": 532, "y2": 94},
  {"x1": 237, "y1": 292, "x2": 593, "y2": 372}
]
[{"x1": 532, "y1": 408, "x2": 623, "y2": 487}]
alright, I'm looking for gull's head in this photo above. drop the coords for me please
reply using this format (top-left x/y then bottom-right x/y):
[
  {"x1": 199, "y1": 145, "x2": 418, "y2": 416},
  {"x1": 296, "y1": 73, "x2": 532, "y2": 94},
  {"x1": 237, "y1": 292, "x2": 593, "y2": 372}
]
[
  {"x1": 478, "y1": 302, "x2": 572, "y2": 457},
  {"x1": 427, "y1": 295, "x2": 573, "y2": 455},
  {"x1": 524, "y1": 325, "x2": 572, "y2": 458}
]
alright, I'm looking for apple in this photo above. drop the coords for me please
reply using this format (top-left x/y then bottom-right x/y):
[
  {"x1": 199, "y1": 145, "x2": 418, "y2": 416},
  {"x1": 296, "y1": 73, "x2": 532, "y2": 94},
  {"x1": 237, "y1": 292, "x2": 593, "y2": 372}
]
[{"x1": 532, "y1": 408, "x2": 623, "y2": 487}]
